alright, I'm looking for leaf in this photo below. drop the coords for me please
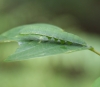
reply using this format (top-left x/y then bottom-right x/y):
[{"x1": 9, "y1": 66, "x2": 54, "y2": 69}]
[
  {"x1": 0, "y1": 24, "x2": 63, "y2": 42},
  {"x1": 92, "y1": 77, "x2": 100, "y2": 87},
  {"x1": 19, "y1": 24, "x2": 86, "y2": 45},
  {"x1": 6, "y1": 41, "x2": 88, "y2": 61},
  {"x1": 0, "y1": 23, "x2": 99, "y2": 61}
]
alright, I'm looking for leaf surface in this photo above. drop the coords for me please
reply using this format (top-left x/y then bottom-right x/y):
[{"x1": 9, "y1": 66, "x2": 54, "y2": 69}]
[
  {"x1": 6, "y1": 41, "x2": 88, "y2": 61},
  {"x1": 0, "y1": 23, "x2": 95, "y2": 61}
]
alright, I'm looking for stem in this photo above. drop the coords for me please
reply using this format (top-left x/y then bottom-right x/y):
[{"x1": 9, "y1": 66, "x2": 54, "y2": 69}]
[{"x1": 89, "y1": 46, "x2": 100, "y2": 56}]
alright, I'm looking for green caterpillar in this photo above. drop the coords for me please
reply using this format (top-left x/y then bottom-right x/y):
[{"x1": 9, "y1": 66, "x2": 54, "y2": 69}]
[{"x1": 19, "y1": 24, "x2": 86, "y2": 46}]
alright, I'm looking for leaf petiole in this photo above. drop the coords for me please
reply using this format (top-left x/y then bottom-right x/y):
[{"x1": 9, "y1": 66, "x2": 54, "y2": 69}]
[{"x1": 89, "y1": 46, "x2": 100, "y2": 56}]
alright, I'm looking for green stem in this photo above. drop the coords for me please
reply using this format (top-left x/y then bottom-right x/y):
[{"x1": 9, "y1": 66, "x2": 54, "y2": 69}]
[{"x1": 89, "y1": 46, "x2": 100, "y2": 56}]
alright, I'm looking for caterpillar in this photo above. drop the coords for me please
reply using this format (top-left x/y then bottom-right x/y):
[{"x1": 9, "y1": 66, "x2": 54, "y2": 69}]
[{"x1": 19, "y1": 24, "x2": 86, "y2": 46}]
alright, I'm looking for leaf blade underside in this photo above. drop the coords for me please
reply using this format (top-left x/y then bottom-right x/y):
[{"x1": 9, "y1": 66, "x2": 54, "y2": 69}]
[{"x1": 5, "y1": 41, "x2": 88, "y2": 61}]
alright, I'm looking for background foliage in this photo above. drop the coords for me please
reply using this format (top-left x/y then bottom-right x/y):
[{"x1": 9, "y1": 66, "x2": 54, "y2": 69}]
[{"x1": 0, "y1": 0, "x2": 100, "y2": 87}]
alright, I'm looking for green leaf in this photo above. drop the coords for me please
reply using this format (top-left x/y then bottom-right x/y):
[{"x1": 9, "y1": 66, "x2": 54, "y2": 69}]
[
  {"x1": 19, "y1": 24, "x2": 86, "y2": 45},
  {"x1": 5, "y1": 41, "x2": 88, "y2": 61},
  {"x1": 0, "y1": 23, "x2": 99, "y2": 61},
  {"x1": 0, "y1": 24, "x2": 63, "y2": 42},
  {"x1": 92, "y1": 77, "x2": 100, "y2": 87}
]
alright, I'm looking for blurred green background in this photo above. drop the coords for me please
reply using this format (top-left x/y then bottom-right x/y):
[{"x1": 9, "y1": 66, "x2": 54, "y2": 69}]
[{"x1": 0, "y1": 0, "x2": 100, "y2": 87}]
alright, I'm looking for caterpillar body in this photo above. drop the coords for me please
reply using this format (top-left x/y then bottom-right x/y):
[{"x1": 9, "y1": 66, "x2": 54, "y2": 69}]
[{"x1": 19, "y1": 24, "x2": 86, "y2": 46}]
